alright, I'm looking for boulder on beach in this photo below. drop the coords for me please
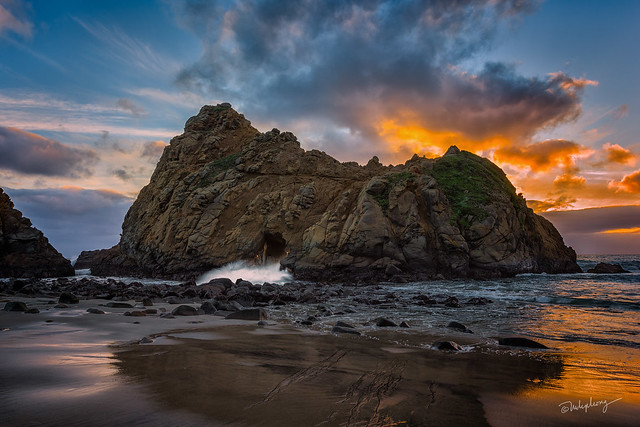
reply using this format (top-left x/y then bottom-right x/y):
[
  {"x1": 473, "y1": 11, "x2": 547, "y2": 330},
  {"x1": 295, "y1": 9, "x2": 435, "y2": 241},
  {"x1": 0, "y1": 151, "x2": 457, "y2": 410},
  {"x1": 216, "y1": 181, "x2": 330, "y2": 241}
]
[
  {"x1": 171, "y1": 305, "x2": 199, "y2": 316},
  {"x1": 81, "y1": 105, "x2": 580, "y2": 281},
  {"x1": 434, "y1": 341, "x2": 463, "y2": 351},
  {"x1": 0, "y1": 188, "x2": 74, "y2": 278},
  {"x1": 3, "y1": 301, "x2": 28, "y2": 312}
]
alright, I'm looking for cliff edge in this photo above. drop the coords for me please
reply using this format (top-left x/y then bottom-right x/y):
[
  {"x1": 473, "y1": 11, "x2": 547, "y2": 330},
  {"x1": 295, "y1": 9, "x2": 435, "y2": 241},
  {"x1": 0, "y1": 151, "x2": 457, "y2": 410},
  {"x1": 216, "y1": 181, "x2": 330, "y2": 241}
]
[
  {"x1": 0, "y1": 188, "x2": 74, "y2": 278},
  {"x1": 89, "y1": 104, "x2": 580, "y2": 281}
]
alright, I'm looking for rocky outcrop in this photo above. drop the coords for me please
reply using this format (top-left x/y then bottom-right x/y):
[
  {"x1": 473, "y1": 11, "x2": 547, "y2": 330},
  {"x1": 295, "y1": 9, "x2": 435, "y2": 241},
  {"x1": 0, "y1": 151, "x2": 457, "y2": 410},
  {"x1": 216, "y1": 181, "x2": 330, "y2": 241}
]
[
  {"x1": 0, "y1": 188, "x2": 74, "y2": 278},
  {"x1": 92, "y1": 104, "x2": 580, "y2": 281}
]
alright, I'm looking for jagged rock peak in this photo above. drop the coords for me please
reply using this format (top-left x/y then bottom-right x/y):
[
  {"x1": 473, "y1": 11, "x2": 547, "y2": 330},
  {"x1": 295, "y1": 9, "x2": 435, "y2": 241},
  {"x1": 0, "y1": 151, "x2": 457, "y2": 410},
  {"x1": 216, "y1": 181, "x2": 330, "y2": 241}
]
[
  {"x1": 0, "y1": 188, "x2": 74, "y2": 278},
  {"x1": 89, "y1": 106, "x2": 580, "y2": 281},
  {"x1": 444, "y1": 145, "x2": 461, "y2": 156}
]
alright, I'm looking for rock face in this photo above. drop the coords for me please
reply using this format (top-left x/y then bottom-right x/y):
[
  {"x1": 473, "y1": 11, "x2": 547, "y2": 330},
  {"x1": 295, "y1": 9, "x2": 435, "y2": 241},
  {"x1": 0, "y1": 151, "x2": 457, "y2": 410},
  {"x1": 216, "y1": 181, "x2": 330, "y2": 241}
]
[
  {"x1": 92, "y1": 104, "x2": 580, "y2": 281},
  {"x1": 0, "y1": 188, "x2": 74, "y2": 278}
]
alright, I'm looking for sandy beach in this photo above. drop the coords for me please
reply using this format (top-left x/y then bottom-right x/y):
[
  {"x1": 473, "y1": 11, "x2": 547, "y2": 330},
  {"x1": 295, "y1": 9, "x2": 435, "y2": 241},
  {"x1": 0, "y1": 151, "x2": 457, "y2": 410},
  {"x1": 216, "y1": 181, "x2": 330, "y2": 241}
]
[{"x1": 1, "y1": 296, "x2": 638, "y2": 426}]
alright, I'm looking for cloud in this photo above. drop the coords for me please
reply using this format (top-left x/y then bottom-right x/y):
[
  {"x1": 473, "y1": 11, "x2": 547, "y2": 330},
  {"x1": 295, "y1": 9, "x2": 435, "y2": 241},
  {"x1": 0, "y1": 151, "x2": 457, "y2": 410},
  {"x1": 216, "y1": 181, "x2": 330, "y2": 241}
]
[
  {"x1": 0, "y1": 0, "x2": 33, "y2": 38},
  {"x1": 553, "y1": 173, "x2": 586, "y2": 189},
  {"x1": 613, "y1": 104, "x2": 629, "y2": 119},
  {"x1": 527, "y1": 195, "x2": 576, "y2": 213},
  {"x1": 602, "y1": 142, "x2": 635, "y2": 165},
  {"x1": 494, "y1": 139, "x2": 585, "y2": 171},
  {"x1": 112, "y1": 168, "x2": 133, "y2": 181},
  {"x1": 0, "y1": 92, "x2": 177, "y2": 138},
  {"x1": 141, "y1": 140, "x2": 167, "y2": 160},
  {"x1": 0, "y1": 127, "x2": 98, "y2": 177},
  {"x1": 73, "y1": 16, "x2": 180, "y2": 76},
  {"x1": 116, "y1": 98, "x2": 147, "y2": 118},
  {"x1": 3, "y1": 187, "x2": 134, "y2": 258},
  {"x1": 173, "y1": 0, "x2": 594, "y2": 163},
  {"x1": 541, "y1": 205, "x2": 640, "y2": 254},
  {"x1": 609, "y1": 169, "x2": 640, "y2": 193}
]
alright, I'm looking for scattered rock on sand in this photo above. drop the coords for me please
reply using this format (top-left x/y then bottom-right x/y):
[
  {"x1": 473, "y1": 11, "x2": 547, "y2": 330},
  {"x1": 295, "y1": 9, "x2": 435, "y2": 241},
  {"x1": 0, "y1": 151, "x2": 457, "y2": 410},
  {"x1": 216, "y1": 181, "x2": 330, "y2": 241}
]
[
  {"x1": 200, "y1": 301, "x2": 217, "y2": 314},
  {"x1": 25, "y1": 308, "x2": 40, "y2": 314},
  {"x1": 447, "y1": 321, "x2": 473, "y2": 333},
  {"x1": 87, "y1": 308, "x2": 105, "y2": 314},
  {"x1": 226, "y1": 308, "x2": 268, "y2": 321},
  {"x1": 106, "y1": 302, "x2": 134, "y2": 308},
  {"x1": 434, "y1": 341, "x2": 462, "y2": 351},
  {"x1": 498, "y1": 337, "x2": 548, "y2": 349},
  {"x1": 58, "y1": 292, "x2": 79, "y2": 304},
  {"x1": 332, "y1": 326, "x2": 361, "y2": 335},
  {"x1": 399, "y1": 321, "x2": 410, "y2": 328},
  {"x1": 3, "y1": 301, "x2": 28, "y2": 312},
  {"x1": 335, "y1": 321, "x2": 356, "y2": 329},
  {"x1": 171, "y1": 305, "x2": 199, "y2": 316},
  {"x1": 375, "y1": 317, "x2": 397, "y2": 327}
]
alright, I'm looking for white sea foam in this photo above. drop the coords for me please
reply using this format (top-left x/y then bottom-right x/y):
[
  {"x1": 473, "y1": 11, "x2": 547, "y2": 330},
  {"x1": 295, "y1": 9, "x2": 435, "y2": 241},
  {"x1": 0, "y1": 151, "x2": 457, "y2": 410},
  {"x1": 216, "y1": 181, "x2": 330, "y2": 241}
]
[{"x1": 196, "y1": 261, "x2": 292, "y2": 285}]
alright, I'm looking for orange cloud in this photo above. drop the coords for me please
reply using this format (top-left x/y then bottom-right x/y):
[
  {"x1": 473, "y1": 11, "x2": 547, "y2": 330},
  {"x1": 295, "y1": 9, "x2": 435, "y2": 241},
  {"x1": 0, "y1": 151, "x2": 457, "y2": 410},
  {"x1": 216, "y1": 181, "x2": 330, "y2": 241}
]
[
  {"x1": 603, "y1": 142, "x2": 635, "y2": 165},
  {"x1": 376, "y1": 118, "x2": 509, "y2": 160},
  {"x1": 609, "y1": 169, "x2": 640, "y2": 193},
  {"x1": 526, "y1": 195, "x2": 576, "y2": 213},
  {"x1": 599, "y1": 227, "x2": 640, "y2": 235},
  {"x1": 554, "y1": 173, "x2": 586, "y2": 189},
  {"x1": 494, "y1": 139, "x2": 585, "y2": 171}
]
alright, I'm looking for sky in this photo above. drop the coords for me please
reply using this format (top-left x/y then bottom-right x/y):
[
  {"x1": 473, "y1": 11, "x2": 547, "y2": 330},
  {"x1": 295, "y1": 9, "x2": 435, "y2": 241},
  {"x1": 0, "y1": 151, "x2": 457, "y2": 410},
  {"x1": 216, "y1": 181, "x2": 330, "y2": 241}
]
[{"x1": 1, "y1": 0, "x2": 639, "y2": 258}]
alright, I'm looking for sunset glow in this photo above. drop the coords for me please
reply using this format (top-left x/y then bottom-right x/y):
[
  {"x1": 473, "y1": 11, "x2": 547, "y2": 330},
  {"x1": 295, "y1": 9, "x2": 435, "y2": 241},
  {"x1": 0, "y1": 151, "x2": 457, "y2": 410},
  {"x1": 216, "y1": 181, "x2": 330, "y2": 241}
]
[{"x1": 1, "y1": 0, "x2": 639, "y2": 256}]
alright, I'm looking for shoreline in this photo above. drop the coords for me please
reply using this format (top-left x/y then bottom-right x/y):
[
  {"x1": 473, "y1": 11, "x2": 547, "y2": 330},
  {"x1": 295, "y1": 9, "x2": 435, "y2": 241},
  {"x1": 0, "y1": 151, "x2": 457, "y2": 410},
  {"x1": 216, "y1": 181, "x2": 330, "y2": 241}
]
[{"x1": 1, "y1": 295, "x2": 639, "y2": 425}]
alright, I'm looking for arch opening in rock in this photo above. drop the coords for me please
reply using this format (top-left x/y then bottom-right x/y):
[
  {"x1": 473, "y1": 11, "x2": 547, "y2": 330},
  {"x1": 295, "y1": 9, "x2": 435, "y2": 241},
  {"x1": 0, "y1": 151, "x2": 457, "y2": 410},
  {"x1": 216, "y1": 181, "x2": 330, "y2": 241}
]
[{"x1": 260, "y1": 232, "x2": 288, "y2": 265}]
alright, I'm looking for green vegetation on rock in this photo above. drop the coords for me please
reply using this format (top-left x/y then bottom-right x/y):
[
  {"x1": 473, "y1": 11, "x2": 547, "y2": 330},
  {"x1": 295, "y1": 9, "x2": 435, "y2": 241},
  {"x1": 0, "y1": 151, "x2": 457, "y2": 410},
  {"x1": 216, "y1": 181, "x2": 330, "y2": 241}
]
[
  {"x1": 431, "y1": 151, "x2": 515, "y2": 228},
  {"x1": 198, "y1": 152, "x2": 241, "y2": 187},
  {"x1": 374, "y1": 172, "x2": 416, "y2": 211}
]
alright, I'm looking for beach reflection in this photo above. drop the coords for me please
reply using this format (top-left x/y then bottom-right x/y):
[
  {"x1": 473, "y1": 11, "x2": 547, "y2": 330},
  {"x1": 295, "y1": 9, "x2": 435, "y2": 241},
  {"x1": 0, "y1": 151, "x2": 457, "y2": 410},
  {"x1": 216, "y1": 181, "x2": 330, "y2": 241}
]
[{"x1": 113, "y1": 326, "x2": 566, "y2": 426}]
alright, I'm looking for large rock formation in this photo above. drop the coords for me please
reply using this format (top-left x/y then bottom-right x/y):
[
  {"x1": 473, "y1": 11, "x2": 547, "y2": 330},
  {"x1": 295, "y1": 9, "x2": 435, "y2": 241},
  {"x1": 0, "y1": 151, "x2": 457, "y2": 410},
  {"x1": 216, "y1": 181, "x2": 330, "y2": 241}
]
[
  {"x1": 0, "y1": 188, "x2": 74, "y2": 278},
  {"x1": 91, "y1": 104, "x2": 580, "y2": 281}
]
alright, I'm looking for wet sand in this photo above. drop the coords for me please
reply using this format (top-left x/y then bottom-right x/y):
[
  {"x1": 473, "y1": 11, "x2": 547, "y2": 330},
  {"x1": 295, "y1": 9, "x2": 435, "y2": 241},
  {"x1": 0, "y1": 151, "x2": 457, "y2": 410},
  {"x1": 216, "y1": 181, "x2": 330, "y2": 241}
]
[{"x1": 1, "y1": 297, "x2": 638, "y2": 426}]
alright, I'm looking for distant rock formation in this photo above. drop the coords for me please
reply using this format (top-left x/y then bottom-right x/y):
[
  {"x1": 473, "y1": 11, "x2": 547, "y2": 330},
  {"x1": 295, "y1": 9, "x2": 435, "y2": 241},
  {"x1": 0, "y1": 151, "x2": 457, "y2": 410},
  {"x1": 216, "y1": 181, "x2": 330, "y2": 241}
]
[
  {"x1": 0, "y1": 188, "x2": 74, "y2": 278},
  {"x1": 90, "y1": 104, "x2": 580, "y2": 281}
]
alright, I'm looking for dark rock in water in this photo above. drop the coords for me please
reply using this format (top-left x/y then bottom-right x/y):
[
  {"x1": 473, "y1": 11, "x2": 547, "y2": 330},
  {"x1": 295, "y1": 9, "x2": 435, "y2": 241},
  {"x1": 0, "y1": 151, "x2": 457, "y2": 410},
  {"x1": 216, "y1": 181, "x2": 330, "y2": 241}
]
[
  {"x1": 139, "y1": 337, "x2": 153, "y2": 344},
  {"x1": 399, "y1": 321, "x2": 410, "y2": 328},
  {"x1": 587, "y1": 262, "x2": 630, "y2": 274},
  {"x1": 466, "y1": 297, "x2": 492, "y2": 305},
  {"x1": 86, "y1": 106, "x2": 580, "y2": 281},
  {"x1": 142, "y1": 298, "x2": 154, "y2": 306},
  {"x1": 55, "y1": 304, "x2": 68, "y2": 308},
  {"x1": 414, "y1": 295, "x2": 437, "y2": 305},
  {"x1": 200, "y1": 301, "x2": 217, "y2": 314},
  {"x1": 335, "y1": 321, "x2": 355, "y2": 329},
  {"x1": 434, "y1": 341, "x2": 462, "y2": 351},
  {"x1": 3, "y1": 301, "x2": 28, "y2": 312},
  {"x1": 25, "y1": 308, "x2": 40, "y2": 314},
  {"x1": 447, "y1": 321, "x2": 472, "y2": 334},
  {"x1": 87, "y1": 308, "x2": 105, "y2": 314},
  {"x1": 106, "y1": 302, "x2": 134, "y2": 309},
  {"x1": 171, "y1": 305, "x2": 199, "y2": 316},
  {"x1": 257, "y1": 320, "x2": 268, "y2": 326},
  {"x1": 375, "y1": 317, "x2": 397, "y2": 327},
  {"x1": 0, "y1": 188, "x2": 74, "y2": 278},
  {"x1": 59, "y1": 292, "x2": 79, "y2": 304},
  {"x1": 332, "y1": 326, "x2": 361, "y2": 335},
  {"x1": 442, "y1": 296, "x2": 461, "y2": 308},
  {"x1": 226, "y1": 308, "x2": 268, "y2": 321},
  {"x1": 160, "y1": 313, "x2": 175, "y2": 319},
  {"x1": 498, "y1": 337, "x2": 548, "y2": 349},
  {"x1": 144, "y1": 309, "x2": 157, "y2": 315}
]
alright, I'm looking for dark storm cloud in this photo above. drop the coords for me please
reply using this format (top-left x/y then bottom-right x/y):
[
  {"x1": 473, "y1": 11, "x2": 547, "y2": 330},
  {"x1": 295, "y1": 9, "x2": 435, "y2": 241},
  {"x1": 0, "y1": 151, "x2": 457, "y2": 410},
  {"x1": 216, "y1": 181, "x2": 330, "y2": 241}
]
[
  {"x1": 172, "y1": 0, "x2": 593, "y2": 160},
  {"x1": 0, "y1": 127, "x2": 98, "y2": 177},
  {"x1": 4, "y1": 187, "x2": 134, "y2": 258}
]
